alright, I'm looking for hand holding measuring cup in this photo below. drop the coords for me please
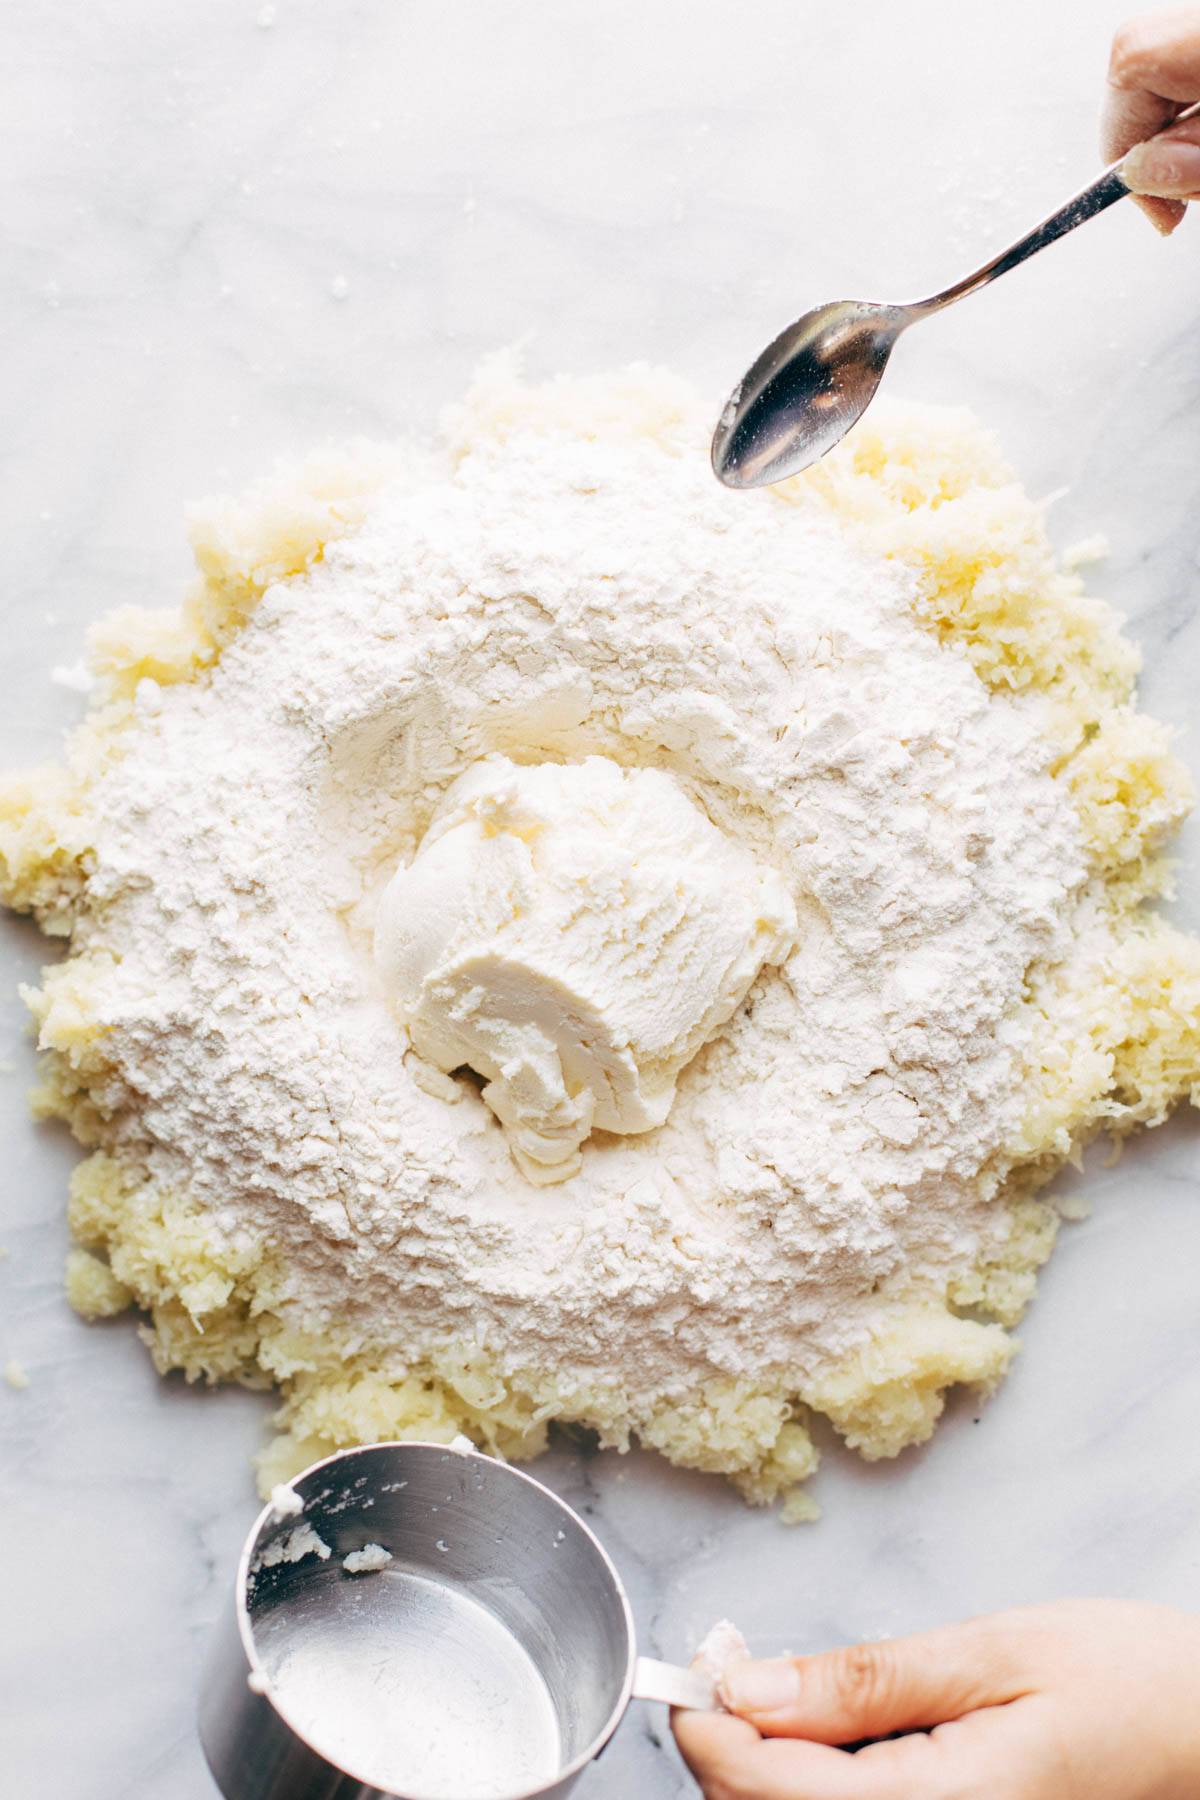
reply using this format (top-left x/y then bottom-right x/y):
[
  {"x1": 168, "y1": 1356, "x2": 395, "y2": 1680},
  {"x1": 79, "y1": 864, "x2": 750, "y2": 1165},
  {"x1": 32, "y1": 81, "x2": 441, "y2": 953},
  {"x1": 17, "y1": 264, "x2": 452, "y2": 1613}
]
[{"x1": 672, "y1": 1601, "x2": 1200, "y2": 1800}]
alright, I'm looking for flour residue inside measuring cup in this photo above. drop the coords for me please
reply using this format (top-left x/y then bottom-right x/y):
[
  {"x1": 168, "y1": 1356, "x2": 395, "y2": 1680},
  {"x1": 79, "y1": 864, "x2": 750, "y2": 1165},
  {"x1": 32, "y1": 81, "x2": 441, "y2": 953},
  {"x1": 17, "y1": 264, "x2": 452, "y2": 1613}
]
[{"x1": 256, "y1": 1565, "x2": 562, "y2": 1797}]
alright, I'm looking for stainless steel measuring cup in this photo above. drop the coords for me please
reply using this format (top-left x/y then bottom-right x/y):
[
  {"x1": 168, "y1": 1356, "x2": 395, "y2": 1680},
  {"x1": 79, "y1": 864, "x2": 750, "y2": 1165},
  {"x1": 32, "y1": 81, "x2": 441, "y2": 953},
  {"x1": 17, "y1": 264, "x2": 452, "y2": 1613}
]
[{"x1": 199, "y1": 1441, "x2": 719, "y2": 1800}]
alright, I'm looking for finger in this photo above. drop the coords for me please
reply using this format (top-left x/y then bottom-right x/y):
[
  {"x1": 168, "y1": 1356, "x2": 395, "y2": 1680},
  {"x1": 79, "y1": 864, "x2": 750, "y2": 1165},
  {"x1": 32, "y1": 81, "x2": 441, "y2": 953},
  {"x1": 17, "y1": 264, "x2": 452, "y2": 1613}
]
[
  {"x1": 845, "y1": 1707, "x2": 1035, "y2": 1797},
  {"x1": 720, "y1": 1620, "x2": 1031, "y2": 1745},
  {"x1": 672, "y1": 1709, "x2": 889, "y2": 1800},
  {"x1": 673, "y1": 1696, "x2": 1025, "y2": 1800},
  {"x1": 1119, "y1": 119, "x2": 1200, "y2": 232},
  {"x1": 1132, "y1": 112, "x2": 1200, "y2": 151},
  {"x1": 1130, "y1": 193, "x2": 1188, "y2": 233},
  {"x1": 1101, "y1": 75, "x2": 1177, "y2": 163},
  {"x1": 671, "y1": 1708, "x2": 763, "y2": 1786},
  {"x1": 1107, "y1": 8, "x2": 1200, "y2": 105},
  {"x1": 1122, "y1": 127, "x2": 1200, "y2": 196},
  {"x1": 1100, "y1": 78, "x2": 1187, "y2": 226}
]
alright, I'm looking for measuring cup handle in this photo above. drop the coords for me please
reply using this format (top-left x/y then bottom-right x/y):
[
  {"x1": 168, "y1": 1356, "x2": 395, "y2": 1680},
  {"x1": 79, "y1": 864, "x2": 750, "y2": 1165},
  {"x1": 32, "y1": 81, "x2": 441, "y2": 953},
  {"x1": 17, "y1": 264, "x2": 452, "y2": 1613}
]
[{"x1": 631, "y1": 1655, "x2": 721, "y2": 1712}]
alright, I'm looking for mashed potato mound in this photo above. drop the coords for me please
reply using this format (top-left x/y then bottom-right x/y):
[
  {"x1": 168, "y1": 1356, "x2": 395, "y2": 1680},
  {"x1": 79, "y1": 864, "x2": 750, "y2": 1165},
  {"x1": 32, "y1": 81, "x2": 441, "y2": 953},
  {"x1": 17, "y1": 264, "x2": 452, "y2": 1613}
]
[{"x1": 2, "y1": 366, "x2": 1197, "y2": 1514}]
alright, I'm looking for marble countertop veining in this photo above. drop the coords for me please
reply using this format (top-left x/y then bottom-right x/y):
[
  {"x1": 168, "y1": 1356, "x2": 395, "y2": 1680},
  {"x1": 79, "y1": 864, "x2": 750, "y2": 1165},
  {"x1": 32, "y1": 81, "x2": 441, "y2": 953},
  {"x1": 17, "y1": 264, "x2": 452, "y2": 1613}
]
[{"x1": 2, "y1": 2, "x2": 1198, "y2": 1795}]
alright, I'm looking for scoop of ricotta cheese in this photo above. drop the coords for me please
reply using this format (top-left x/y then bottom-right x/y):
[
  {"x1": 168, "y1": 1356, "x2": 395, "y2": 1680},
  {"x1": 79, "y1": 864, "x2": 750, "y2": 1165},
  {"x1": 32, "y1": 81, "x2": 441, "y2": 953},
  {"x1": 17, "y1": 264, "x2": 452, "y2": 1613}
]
[{"x1": 374, "y1": 754, "x2": 797, "y2": 1182}]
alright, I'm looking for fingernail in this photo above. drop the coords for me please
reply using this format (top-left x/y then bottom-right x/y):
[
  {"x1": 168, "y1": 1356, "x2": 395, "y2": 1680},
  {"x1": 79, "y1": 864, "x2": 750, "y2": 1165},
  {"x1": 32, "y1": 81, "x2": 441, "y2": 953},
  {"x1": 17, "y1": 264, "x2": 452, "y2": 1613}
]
[
  {"x1": 1122, "y1": 140, "x2": 1200, "y2": 197},
  {"x1": 723, "y1": 1657, "x2": 801, "y2": 1713}
]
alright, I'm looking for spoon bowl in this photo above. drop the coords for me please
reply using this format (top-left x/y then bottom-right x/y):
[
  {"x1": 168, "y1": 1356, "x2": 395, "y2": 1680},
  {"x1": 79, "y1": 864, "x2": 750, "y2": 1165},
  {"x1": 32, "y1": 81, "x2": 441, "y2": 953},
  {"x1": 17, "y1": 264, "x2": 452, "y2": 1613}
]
[{"x1": 711, "y1": 300, "x2": 911, "y2": 488}]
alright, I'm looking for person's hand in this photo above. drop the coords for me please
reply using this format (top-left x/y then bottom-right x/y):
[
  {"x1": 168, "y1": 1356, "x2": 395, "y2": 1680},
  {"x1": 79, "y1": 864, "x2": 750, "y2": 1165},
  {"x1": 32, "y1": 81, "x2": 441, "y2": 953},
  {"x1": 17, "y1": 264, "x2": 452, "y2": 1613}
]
[
  {"x1": 1103, "y1": 7, "x2": 1200, "y2": 233},
  {"x1": 672, "y1": 1598, "x2": 1200, "y2": 1799}
]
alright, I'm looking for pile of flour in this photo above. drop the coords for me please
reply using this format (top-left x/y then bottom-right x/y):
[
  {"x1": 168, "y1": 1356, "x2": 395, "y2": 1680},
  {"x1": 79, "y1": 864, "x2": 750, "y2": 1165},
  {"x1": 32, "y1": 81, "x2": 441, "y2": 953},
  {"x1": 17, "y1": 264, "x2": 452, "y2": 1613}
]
[{"x1": 77, "y1": 416, "x2": 1085, "y2": 1404}]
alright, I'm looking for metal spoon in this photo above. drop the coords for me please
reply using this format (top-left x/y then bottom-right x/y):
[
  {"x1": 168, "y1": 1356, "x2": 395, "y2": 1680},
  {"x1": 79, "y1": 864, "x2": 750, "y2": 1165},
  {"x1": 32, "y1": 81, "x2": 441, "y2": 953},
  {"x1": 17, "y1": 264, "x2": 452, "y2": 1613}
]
[{"x1": 712, "y1": 98, "x2": 1200, "y2": 489}]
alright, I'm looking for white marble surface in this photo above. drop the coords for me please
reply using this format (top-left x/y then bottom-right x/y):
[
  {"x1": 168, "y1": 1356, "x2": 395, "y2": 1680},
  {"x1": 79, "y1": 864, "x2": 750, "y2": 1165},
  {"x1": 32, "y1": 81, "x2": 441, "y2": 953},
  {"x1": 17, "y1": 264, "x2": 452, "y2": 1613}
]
[{"x1": 2, "y1": 2, "x2": 1199, "y2": 1794}]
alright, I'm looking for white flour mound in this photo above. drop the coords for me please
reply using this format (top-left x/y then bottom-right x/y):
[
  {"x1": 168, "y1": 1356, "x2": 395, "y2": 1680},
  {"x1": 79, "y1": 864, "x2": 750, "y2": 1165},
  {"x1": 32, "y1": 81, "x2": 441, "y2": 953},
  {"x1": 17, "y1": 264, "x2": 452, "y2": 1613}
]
[{"x1": 70, "y1": 410, "x2": 1084, "y2": 1412}]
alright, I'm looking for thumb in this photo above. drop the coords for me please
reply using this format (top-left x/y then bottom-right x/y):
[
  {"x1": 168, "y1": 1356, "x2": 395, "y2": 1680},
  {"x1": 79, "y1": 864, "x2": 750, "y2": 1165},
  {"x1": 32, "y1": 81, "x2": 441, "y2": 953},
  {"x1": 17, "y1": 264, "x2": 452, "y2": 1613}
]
[
  {"x1": 721, "y1": 1620, "x2": 1028, "y2": 1744},
  {"x1": 1122, "y1": 128, "x2": 1200, "y2": 200}
]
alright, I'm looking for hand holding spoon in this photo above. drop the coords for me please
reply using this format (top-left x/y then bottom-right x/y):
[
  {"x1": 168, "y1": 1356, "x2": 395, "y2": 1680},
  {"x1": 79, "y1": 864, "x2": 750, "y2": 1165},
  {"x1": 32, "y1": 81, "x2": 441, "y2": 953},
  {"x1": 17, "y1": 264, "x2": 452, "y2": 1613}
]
[{"x1": 712, "y1": 98, "x2": 1200, "y2": 490}]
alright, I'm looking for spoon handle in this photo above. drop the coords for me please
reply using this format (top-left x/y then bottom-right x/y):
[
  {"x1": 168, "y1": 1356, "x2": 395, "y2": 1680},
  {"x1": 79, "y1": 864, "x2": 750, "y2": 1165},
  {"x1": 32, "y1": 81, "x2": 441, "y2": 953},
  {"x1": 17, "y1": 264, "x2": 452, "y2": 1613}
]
[{"x1": 917, "y1": 96, "x2": 1200, "y2": 314}]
